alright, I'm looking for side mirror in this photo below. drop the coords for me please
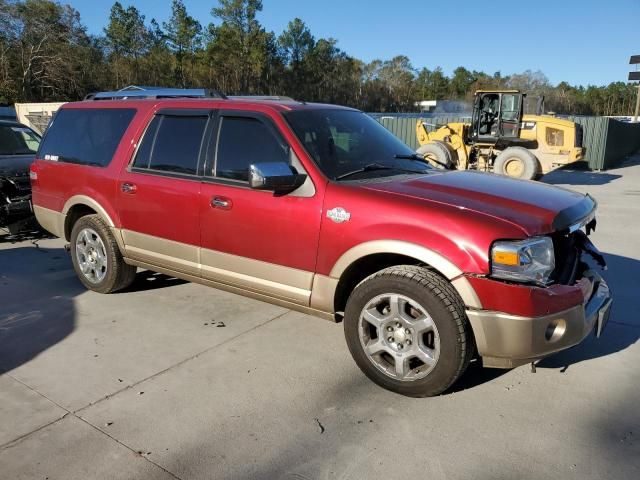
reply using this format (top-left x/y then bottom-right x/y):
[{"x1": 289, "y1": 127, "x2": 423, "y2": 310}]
[{"x1": 249, "y1": 162, "x2": 307, "y2": 194}]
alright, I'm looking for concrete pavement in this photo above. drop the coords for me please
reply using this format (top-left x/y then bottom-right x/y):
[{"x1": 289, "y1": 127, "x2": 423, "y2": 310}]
[{"x1": 1, "y1": 156, "x2": 639, "y2": 479}]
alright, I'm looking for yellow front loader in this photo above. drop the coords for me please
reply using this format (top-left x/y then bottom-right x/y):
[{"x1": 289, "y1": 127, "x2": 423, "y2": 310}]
[{"x1": 416, "y1": 90, "x2": 584, "y2": 180}]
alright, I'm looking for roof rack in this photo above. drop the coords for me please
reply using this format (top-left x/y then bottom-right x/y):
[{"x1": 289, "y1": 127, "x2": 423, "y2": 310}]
[
  {"x1": 85, "y1": 86, "x2": 227, "y2": 101},
  {"x1": 228, "y1": 95, "x2": 296, "y2": 101}
]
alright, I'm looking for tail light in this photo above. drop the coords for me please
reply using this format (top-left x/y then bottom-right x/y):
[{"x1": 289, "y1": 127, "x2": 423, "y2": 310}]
[{"x1": 29, "y1": 163, "x2": 38, "y2": 185}]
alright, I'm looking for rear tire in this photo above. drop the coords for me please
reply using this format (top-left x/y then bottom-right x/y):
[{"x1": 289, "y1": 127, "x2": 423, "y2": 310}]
[
  {"x1": 70, "y1": 214, "x2": 136, "y2": 293},
  {"x1": 493, "y1": 147, "x2": 539, "y2": 180},
  {"x1": 343, "y1": 265, "x2": 473, "y2": 397},
  {"x1": 416, "y1": 142, "x2": 457, "y2": 169}
]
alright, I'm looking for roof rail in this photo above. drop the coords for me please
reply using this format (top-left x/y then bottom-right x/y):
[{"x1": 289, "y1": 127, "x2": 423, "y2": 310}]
[
  {"x1": 228, "y1": 95, "x2": 296, "y2": 101},
  {"x1": 84, "y1": 86, "x2": 227, "y2": 101}
]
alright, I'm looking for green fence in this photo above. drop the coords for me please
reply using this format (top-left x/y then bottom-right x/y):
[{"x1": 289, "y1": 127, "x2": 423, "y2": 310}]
[
  {"x1": 566, "y1": 116, "x2": 608, "y2": 169},
  {"x1": 371, "y1": 114, "x2": 639, "y2": 171},
  {"x1": 601, "y1": 119, "x2": 640, "y2": 169}
]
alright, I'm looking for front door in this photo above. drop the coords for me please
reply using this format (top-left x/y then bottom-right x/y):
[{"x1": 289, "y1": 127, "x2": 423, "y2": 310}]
[
  {"x1": 199, "y1": 111, "x2": 323, "y2": 305},
  {"x1": 117, "y1": 110, "x2": 210, "y2": 276},
  {"x1": 498, "y1": 93, "x2": 523, "y2": 138}
]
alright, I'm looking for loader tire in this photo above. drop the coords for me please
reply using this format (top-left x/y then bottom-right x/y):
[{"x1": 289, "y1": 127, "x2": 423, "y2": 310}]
[
  {"x1": 416, "y1": 142, "x2": 456, "y2": 169},
  {"x1": 493, "y1": 147, "x2": 540, "y2": 180}
]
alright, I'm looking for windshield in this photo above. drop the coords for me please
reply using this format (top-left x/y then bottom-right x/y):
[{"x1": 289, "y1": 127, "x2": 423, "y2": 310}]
[
  {"x1": 0, "y1": 125, "x2": 41, "y2": 155},
  {"x1": 284, "y1": 109, "x2": 430, "y2": 180}
]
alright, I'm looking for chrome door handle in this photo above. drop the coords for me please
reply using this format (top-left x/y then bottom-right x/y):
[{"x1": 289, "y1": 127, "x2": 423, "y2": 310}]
[
  {"x1": 121, "y1": 182, "x2": 137, "y2": 194},
  {"x1": 211, "y1": 196, "x2": 232, "y2": 209}
]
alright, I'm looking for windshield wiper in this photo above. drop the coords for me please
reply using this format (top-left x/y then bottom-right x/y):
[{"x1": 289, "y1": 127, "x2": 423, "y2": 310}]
[
  {"x1": 335, "y1": 163, "x2": 395, "y2": 180},
  {"x1": 394, "y1": 153, "x2": 424, "y2": 161},
  {"x1": 335, "y1": 163, "x2": 425, "y2": 181},
  {"x1": 394, "y1": 153, "x2": 447, "y2": 169}
]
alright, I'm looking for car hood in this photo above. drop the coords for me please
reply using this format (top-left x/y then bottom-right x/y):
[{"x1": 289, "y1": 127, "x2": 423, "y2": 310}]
[{"x1": 360, "y1": 171, "x2": 595, "y2": 236}]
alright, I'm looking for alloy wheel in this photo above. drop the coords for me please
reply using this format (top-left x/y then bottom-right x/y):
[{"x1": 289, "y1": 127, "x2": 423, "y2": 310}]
[
  {"x1": 75, "y1": 227, "x2": 108, "y2": 284},
  {"x1": 358, "y1": 293, "x2": 440, "y2": 381}
]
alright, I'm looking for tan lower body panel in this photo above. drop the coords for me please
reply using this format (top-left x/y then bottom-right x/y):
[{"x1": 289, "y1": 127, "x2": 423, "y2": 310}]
[
  {"x1": 200, "y1": 249, "x2": 313, "y2": 305},
  {"x1": 33, "y1": 205, "x2": 126, "y2": 252},
  {"x1": 122, "y1": 230, "x2": 200, "y2": 277},
  {"x1": 467, "y1": 304, "x2": 591, "y2": 368},
  {"x1": 121, "y1": 229, "x2": 315, "y2": 308},
  {"x1": 310, "y1": 275, "x2": 339, "y2": 313},
  {"x1": 33, "y1": 205, "x2": 64, "y2": 238},
  {"x1": 125, "y1": 258, "x2": 334, "y2": 321}
]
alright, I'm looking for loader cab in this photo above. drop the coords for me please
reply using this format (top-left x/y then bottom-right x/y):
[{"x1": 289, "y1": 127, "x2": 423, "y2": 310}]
[{"x1": 469, "y1": 91, "x2": 524, "y2": 144}]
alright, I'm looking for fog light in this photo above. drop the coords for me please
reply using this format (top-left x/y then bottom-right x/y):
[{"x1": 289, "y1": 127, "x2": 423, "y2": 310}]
[{"x1": 545, "y1": 319, "x2": 567, "y2": 343}]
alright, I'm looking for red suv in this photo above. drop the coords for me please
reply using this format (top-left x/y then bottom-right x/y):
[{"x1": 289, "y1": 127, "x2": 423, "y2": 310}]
[{"x1": 30, "y1": 90, "x2": 612, "y2": 397}]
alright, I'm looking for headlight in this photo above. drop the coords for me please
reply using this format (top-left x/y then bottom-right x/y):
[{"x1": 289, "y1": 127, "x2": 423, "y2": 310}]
[{"x1": 491, "y1": 237, "x2": 555, "y2": 285}]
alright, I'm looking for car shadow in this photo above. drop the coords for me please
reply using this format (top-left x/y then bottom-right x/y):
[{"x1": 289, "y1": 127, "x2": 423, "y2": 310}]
[
  {"x1": 445, "y1": 358, "x2": 508, "y2": 393},
  {"x1": 119, "y1": 270, "x2": 188, "y2": 293},
  {"x1": 0, "y1": 245, "x2": 80, "y2": 374},
  {"x1": 0, "y1": 226, "x2": 54, "y2": 244},
  {"x1": 542, "y1": 163, "x2": 623, "y2": 186},
  {"x1": 537, "y1": 252, "x2": 639, "y2": 371}
]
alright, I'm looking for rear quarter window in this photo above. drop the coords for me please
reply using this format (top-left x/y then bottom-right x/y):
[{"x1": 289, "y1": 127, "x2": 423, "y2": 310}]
[{"x1": 38, "y1": 108, "x2": 136, "y2": 167}]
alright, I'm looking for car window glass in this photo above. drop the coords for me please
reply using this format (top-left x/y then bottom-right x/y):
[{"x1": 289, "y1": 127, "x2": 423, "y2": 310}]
[
  {"x1": 0, "y1": 126, "x2": 40, "y2": 155},
  {"x1": 38, "y1": 108, "x2": 135, "y2": 166},
  {"x1": 215, "y1": 116, "x2": 289, "y2": 182},
  {"x1": 132, "y1": 116, "x2": 160, "y2": 169},
  {"x1": 284, "y1": 110, "x2": 426, "y2": 180},
  {"x1": 133, "y1": 115, "x2": 207, "y2": 175},
  {"x1": 18, "y1": 128, "x2": 41, "y2": 151},
  {"x1": 501, "y1": 94, "x2": 519, "y2": 121},
  {"x1": 0, "y1": 125, "x2": 40, "y2": 155}
]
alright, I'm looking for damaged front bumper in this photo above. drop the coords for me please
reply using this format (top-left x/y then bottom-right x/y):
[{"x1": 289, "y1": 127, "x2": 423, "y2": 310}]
[{"x1": 466, "y1": 270, "x2": 612, "y2": 369}]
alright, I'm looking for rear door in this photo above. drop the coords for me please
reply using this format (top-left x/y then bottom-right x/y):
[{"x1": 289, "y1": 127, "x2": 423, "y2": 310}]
[
  {"x1": 199, "y1": 110, "x2": 323, "y2": 305},
  {"x1": 117, "y1": 109, "x2": 210, "y2": 277}
]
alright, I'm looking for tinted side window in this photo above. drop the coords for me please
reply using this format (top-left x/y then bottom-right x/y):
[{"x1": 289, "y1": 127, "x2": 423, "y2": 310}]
[
  {"x1": 0, "y1": 125, "x2": 40, "y2": 155},
  {"x1": 132, "y1": 116, "x2": 160, "y2": 169},
  {"x1": 38, "y1": 108, "x2": 135, "y2": 167},
  {"x1": 215, "y1": 116, "x2": 289, "y2": 182},
  {"x1": 134, "y1": 115, "x2": 207, "y2": 175}
]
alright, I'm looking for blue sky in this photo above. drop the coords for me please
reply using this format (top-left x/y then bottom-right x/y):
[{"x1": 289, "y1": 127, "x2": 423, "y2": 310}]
[{"x1": 67, "y1": 0, "x2": 639, "y2": 87}]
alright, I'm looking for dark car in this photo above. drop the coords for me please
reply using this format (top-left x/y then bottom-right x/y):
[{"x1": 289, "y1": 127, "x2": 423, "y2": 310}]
[{"x1": 0, "y1": 120, "x2": 41, "y2": 233}]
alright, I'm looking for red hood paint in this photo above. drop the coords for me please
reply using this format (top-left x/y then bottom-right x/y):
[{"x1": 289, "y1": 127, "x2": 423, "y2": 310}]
[{"x1": 361, "y1": 170, "x2": 590, "y2": 236}]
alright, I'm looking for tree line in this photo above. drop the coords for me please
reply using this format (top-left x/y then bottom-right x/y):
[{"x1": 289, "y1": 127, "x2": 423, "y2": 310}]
[{"x1": 1, "y1": 0, "x2": 637, "y2": 115}]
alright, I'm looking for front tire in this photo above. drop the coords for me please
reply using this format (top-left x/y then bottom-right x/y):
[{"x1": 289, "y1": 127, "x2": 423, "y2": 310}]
[
  {"x1": 344, "y1": 265, "x2": 473, "y2": 397},
  {"x1": 493, "y1": 147, "x2": 539, "y2": 180},
  {"x1": 70, "y1": 214, "x2": 136, "y2": 293}
]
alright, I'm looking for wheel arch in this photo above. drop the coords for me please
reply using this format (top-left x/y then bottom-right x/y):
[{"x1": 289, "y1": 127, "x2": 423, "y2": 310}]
[
  {"x1": 316, "y1": 241, "x2": 482, "y2": 318},
  {"x1": 62, "y1": 195, "x2": 116, "y2": 241}
]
